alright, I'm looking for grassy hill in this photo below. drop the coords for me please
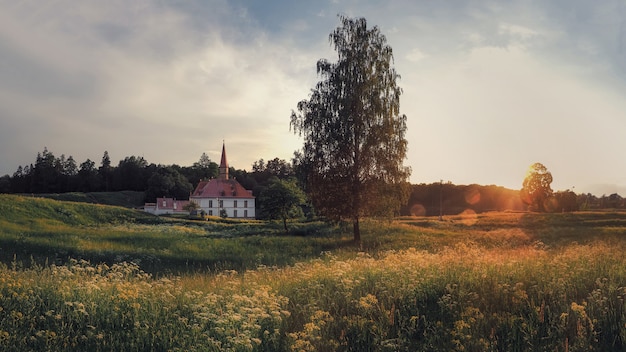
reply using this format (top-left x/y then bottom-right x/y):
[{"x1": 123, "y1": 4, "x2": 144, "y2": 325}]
[
  {"x1": 22, "y1": 190, "x2": 146, "y2": 208},
  {"x1": 0, "y1": 194, "x2": 624, "y2": 351},
  {"x1": 0, "y1": 194, "x2": 340, "y2": 272}
]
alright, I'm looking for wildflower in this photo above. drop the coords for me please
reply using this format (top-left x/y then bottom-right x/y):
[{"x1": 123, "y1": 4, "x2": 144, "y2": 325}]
[{"x1": 358, "y1": 294, "x2": 379, "y2": 311}]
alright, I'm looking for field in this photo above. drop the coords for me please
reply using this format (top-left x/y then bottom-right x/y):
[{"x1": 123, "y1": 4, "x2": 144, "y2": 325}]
[{"x1": 0, "y1": 194, "x2": 624, "y2": 351}]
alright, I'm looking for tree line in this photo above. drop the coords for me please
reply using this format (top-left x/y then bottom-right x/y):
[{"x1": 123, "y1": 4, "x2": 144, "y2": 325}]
[
  {"x1": 520, "y1": 162, "x2": 625, "y2": 212},
  {"x1": 1, "y1": 149, "x2": 624, "y2": 218},
  {"x1": 0, "y1": 147, "x2": 302, "y2": 205}
]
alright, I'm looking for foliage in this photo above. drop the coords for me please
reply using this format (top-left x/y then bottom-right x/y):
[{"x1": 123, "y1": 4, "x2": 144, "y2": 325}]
[
  {"x1": 145, "y1": 166, "x2": 193, "y2": 202},
  {"x1": 291, "y1": 16, "x2": 410, "y2": 242},
  {"x1": 183, "y1": 201, "x2": 200, "y2": 213},
  {"x1": 4, "y1": 148, "x2": 218, "y2": 197},
  {"x1": 521, "y1": 162, "x2": 554, "y2": 212},
  {"x1": 258, "y1": 178, "x2": 306, "y2": 231},
  {"x1": 403, "y1": 183, "x2": 526, "y2": 216},
  {"x1": 552, "y1": 190, "x2": 579, "y2": 212}
]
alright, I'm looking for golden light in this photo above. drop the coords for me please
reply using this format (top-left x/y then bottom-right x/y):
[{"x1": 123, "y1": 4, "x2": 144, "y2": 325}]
[
  {"x1": 464, "y1": 187, "x2": 481, "y2": 205},
  {"x1": 409, "y1": 203, "x2": 427, "y2": 217},
  {"x1": 458, "y1": 209, "x2": 478, "y2": 226}
]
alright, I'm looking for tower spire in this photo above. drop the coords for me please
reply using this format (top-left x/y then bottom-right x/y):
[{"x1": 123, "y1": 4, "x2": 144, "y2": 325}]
[{"x1": 219, "y1": 141, "x2": 228, "y2": 180}]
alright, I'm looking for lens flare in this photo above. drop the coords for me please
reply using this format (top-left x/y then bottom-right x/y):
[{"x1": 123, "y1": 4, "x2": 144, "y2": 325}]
[
  {"x1": 464, "y1": 188, "x2": 481, "y2": 205},
  {"x1": 409, "y1": 203, "x2": 426, "y2": 216}
]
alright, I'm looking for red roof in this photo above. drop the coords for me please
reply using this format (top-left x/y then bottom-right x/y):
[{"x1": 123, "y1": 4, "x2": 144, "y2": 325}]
[
  {"x1": 191, "y1": 178, "x2": 254, "y2": 199},
  {"x1": 155, "y1": 197, "x2": 189, "y2": 210}
]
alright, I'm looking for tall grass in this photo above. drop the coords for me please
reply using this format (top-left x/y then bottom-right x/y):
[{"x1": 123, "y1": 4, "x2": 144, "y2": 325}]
[
  {"x1": 0, "y1": 194, "x2": 625, "y2": 350},
  {"x1": 1, "y1": 238, "x2": 624, "y2": 350},
  {"x1": 0, "y1": 260, "x2": 289, "y2": 351}
]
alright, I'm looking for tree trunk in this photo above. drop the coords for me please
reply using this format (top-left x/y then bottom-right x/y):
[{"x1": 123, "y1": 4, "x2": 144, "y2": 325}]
[
  {"x1": 353, "y1": 217, "x2": 361, "y2": 243},
  {"x1": 283, "y1": 217, "x2": 288, "y2": 232}
]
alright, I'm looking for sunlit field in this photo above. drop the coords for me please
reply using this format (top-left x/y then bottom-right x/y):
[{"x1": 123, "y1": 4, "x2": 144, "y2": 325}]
[{"x1": 0, "y1": 195, "x2": 624, "y2": 351}]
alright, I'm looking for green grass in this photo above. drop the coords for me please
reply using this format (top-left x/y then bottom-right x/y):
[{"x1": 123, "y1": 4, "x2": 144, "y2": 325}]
[
  {"x1": 23, "y1": 191, "x2": 147, "y2": 208},
  {"x1": 0, "y1": 194, "x2": 345, "y2": 272},
  {"x1": 0, "y1": 194, "x2": 624, "y2": 351}
]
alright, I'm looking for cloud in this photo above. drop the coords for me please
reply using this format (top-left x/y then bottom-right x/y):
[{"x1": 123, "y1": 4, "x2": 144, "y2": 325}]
[
  {"x1": 0, "y1": 0, "x2": 624, "y2": 195},
  {"x1": 0, "y1": 0, "x2": 318, "y2": 172}
]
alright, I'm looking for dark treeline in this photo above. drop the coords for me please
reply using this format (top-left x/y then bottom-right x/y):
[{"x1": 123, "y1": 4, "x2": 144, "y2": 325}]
[
  {"x1": 1, "y1": 148, "x2": 624, "y2": 214},
  {"x1": 401, "y1": 182, "x2": 625, "y2": 216},
  {"x1": 0, "y1": 148, "x2": 297, "y2": 205},
  {"x1": 401, "y1": 183, "x2": 525, "y2": 216},
  {"x1": 0, "y1": 148, "x2": 219, "y2": 201}
]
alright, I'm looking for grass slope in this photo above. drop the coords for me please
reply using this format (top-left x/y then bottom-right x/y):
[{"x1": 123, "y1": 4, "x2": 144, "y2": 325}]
[
  {"x1": 23, "y1": 191, "x2": 146, "y2": 208},
  {"x1": 0, "y1": 194, "x2": 343, "y2": 272}
]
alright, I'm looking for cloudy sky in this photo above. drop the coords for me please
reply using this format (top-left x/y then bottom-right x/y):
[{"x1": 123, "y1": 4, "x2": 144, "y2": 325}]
[{"x1": 1, "y1": 0, "x2": 625, "y2": 195}]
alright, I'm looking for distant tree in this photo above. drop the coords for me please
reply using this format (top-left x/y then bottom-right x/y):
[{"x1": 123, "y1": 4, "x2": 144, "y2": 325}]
[
  {"x1": 290, "y1": 16, "x2": 410, "y2": 242},
  {"x1": 113, "y1": 156, "x2": 149, "y2": 191},
  {"x1": 185, "y1": 153, "x2": 218, "y2": 184},
  {"x1": 258, "y1": 178, "x2": 306, "y2": 231},
  {"x1": 520, "y1": 162, "x2": 553, "y2": 212},
  {"x1": 252, "y1": 158, "x2": 265, "y2": 173},
  {"x1": 250, "y1": 157, "x2": 294, "y2": 187},
  {"x1": 265, "y1": 158, "x2": 293, "y2": 178},
  {"x1": 10, "y1": 165, "x2": 30, "y2": 193},
  {"x1": 577, "y1": 193, "x2": 597, "y2": 210},
  {"x1": 64, "y1": 156, "x2": 78, "y2": 176},
  {"x1": 553, "y1": 190, "x2": 578, "y2": 212},
  {"x1": 99, "y1": 151, "x2": 113, "y2": 191},
  {"x1": 145, "y1": 166, "x2": 193, "y2": 202},
  {"x1": 77, "y1": 159, "x2": 101, "y2": 192},
  {"x1": 183, "y1": 201, "x2": 200, "y2": 213},
  {"x1": 604, "y1": 193, "x2": 624, "y2": 208},
  {"x1": 0, "y1": 175, "x2": 10, "y2": 193},
  {"x1": 32, "y1": 147, "x2": 60, "y2": 193}
]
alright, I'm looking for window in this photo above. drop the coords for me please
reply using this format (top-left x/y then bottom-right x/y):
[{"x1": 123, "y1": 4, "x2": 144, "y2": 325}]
[
  {"x1": 244, "y1": 210, "x2": 248, "y2": 218},
  {"x1": 173, "y1": 203, "x2": 177, "y2": 210},
  {"x1": 219, "y1": 200, "x2": 223, "y2": 208},
  {"x1": 162, "y1": 200, "x2": 167, "y2": 207},
  {"x1": 209, "y1": 200, "x2": 213, "y2": 208},
  {"x1": 234, "y1": 210, "x2": 238, "y2": 217},
  {"x1": 234, "y1": 200, "x2": 238, "y2": 208},
  {"x1": 209, "y1": 210, "x2": 213, "y2": 216},
  {"x1": 244, "y1": 200, "x2": 248, "y2": 208}
]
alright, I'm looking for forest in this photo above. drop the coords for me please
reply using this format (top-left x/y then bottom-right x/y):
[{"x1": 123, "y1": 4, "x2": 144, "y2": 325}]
[{"x1": 1, "y1": 147, "x2": 624, "y2": 216}]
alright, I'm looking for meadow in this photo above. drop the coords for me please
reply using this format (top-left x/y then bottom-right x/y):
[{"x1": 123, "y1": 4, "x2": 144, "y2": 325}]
[{"x1": 0, "y1": 194, "x2": 624, "y2": 351}]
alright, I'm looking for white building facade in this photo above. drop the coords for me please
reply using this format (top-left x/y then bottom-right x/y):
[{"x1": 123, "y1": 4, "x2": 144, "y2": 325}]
[{"x1": 189, "y1": 143, "x2": 256, "y2": 219}]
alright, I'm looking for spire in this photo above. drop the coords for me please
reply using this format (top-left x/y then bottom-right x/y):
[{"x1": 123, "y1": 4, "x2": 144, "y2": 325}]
[{"x1": 219, "y1": 141, "x2": 229, "y2": 180}]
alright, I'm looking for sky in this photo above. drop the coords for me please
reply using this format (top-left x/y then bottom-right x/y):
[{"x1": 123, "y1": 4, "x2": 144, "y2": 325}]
[{"x1": 1, "y1": 0, "x2": 625, "y2": 196}]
